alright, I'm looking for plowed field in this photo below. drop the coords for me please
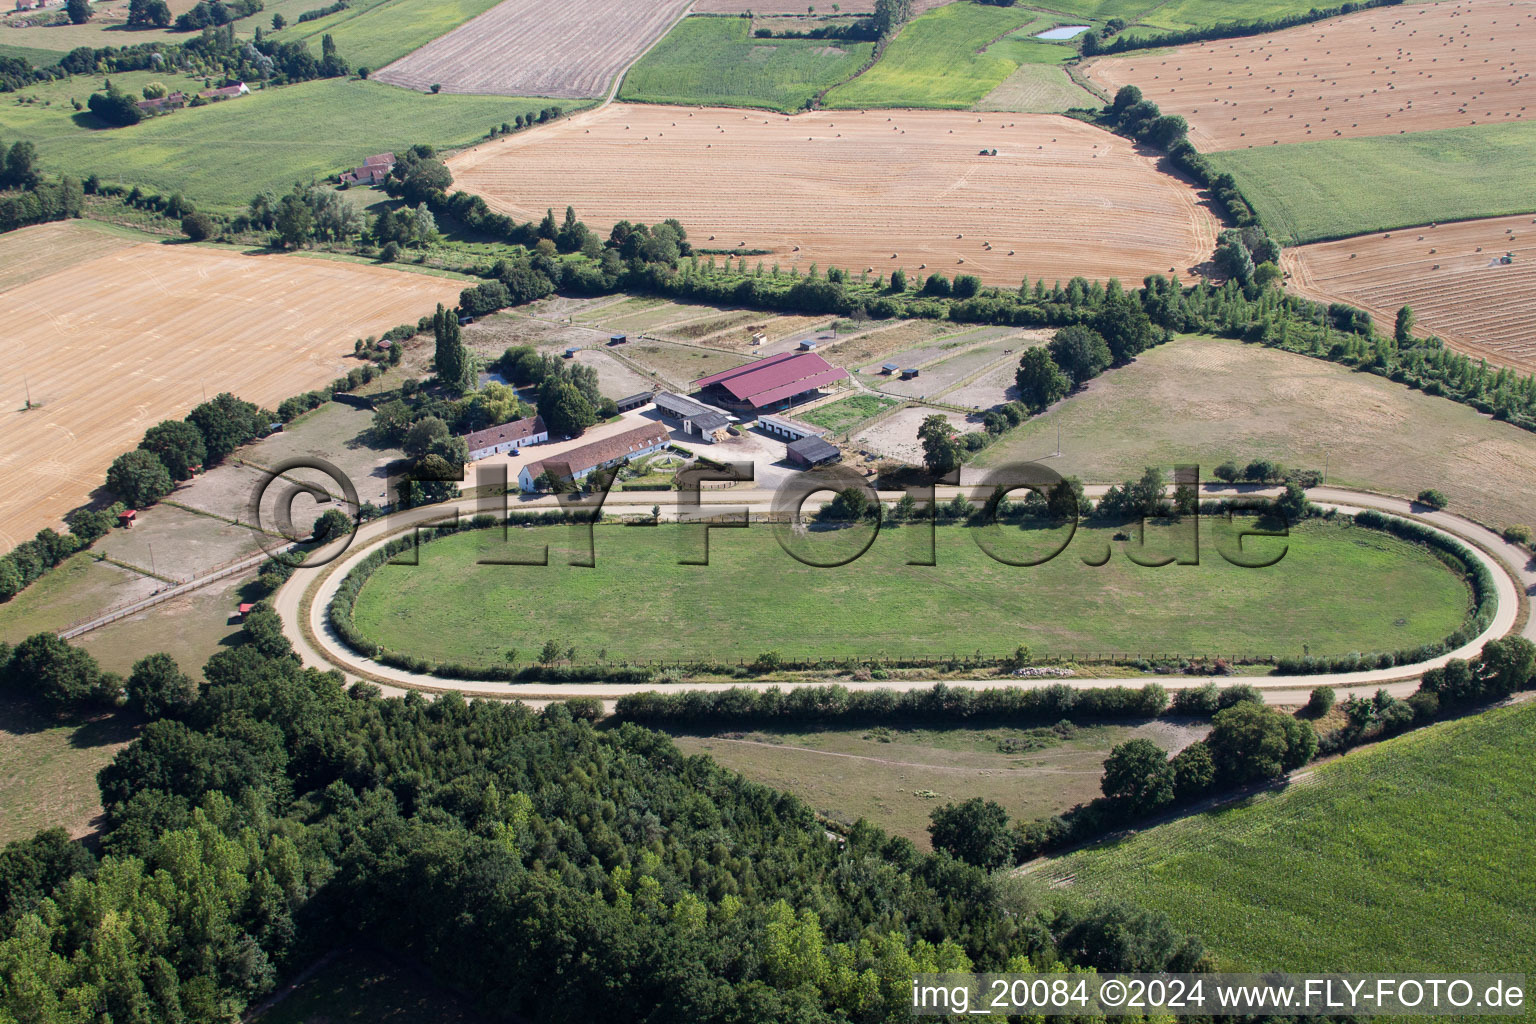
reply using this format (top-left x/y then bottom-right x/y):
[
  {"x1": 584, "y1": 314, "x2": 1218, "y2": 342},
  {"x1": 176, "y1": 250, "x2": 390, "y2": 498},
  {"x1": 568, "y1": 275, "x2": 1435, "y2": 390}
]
[
  {"x1": 448, "y1": 105, "x2": 1219, "y2": 286},
  {"x1": 374, "y1": 0, "x2": 692, "y2": 96}
]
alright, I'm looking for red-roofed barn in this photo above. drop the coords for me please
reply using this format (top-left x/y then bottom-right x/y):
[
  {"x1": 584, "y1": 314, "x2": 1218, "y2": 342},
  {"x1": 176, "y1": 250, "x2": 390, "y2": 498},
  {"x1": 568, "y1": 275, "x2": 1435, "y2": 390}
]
[{"x1": 691, "y1": 352, "x2": 847, "y2": 412}]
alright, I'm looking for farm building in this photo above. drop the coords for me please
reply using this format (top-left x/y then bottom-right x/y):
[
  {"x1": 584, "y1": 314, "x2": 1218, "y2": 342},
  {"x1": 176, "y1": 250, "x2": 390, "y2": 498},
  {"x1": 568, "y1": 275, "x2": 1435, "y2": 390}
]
[
  {"x1": 517, "y1": 423, "x2": 670, "y2": 491},
  {"x1": 881, "y1": 362, "x2": 900, "y2": 375},
  {"x1": 901, "y1": 368, "x2": 920, "y2": 380},
  {"x1": 341, "y1": 152, "x2": 396, "y2": 186},
  {"x1": 199, "y1": 82, "x2": 250, "y2": 101},
  {"x1": 136, "y1": 93, "x2": 187, "y2": 114},
  {"x1": 464, "y1": 415, "x2": 548, "y2": 461},
  {"x1": 654, "y1": 391, "x2": 731, "y2": 443},
  {"x1": 609, "y1": 334, "x2": 628, "y2": 345},
  {"x1": 692, "y1": 351, "x2": 848, "y2": 413},
  {"x1": 786, "y1": 435, "x2": 841, "y2": 468},
  {"x1": 798, "y1": 339, "x2": 818, "y2": 351},
  {"x1": 614, "y1": 391, "x2": 653, "y2": 413},
  {"x1": 757, "y1": 414, "x2": 826, "y2": 442},
  {"x1": 564, "y1": 347, "x2": 580, "y2": 358}
]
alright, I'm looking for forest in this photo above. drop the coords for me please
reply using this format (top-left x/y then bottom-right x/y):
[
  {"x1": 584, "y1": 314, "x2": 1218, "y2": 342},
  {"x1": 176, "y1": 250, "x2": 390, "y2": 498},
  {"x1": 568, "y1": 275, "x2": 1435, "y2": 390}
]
[{"x1": 0, "y1": 626, "x2": 1226, "y2": 1022}]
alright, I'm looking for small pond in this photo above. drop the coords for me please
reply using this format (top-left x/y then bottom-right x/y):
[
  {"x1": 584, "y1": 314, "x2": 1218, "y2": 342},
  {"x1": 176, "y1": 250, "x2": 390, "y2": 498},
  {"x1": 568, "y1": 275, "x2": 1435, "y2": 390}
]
[{"x1": 1034, "y1": 24, "x2": 1090, "y2": 39}]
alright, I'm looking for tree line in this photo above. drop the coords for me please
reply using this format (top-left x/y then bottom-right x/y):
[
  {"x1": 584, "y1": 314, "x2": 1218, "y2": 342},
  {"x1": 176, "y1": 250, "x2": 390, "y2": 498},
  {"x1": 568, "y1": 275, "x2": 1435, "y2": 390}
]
[
  {"x1": 0, "y1": 138, "x2": 82, "y2": 234},
  {"x1": 1082, "y1": 0, "x2": 1404, "y2": 56},
  {"x1": 0, "y1": 627, "x2": 1235, "y2": 1020}
]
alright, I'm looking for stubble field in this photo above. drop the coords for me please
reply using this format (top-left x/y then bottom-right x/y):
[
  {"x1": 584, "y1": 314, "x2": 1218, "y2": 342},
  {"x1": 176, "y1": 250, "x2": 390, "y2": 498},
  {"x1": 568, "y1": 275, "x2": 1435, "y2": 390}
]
[
  {"x1": 1283, "y1": 214, "x2": 1536, "y2": 372},
  {"x1": 1084, "y1": 0, "x2": 1536, "y2": 150},
  {"x1": 448, "y1": 104, "x2": 1220, "y2": 286},
  {"x1": 374, "y1": 0, "x2": 692, "y2": 96},
  {"x1": 0, "y1": 232, "x2": 462, "y2": 546}
]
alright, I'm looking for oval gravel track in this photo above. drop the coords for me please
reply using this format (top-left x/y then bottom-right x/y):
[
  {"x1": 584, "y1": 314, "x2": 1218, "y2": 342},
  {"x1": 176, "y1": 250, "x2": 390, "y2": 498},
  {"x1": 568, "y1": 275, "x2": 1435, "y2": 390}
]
[{"x1": 273, "y1": 485, "x2": 1532, "y2": 707}]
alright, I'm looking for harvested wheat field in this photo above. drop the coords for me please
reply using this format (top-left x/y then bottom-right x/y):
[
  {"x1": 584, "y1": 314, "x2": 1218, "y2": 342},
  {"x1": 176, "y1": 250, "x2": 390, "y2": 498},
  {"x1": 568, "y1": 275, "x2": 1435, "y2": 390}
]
[
  {"x1": 693, "y1": 0, "x2": 948, "y2": 12},
  {"x1": 1084, "y1": 0, "x2": 1536, "y2": 150},
  {"x1": 449, "y1": 105, "x2": 1219, "y2": 285},
  {"x1": 1283, "y1": 214, "x2": 1536, "y2": 372},
  {"x1": 0, "y1": 238, "x2": 462, "y2": 548},
  {"x1": 374, "y1": 0, "x2": 692, "y2": 96}
]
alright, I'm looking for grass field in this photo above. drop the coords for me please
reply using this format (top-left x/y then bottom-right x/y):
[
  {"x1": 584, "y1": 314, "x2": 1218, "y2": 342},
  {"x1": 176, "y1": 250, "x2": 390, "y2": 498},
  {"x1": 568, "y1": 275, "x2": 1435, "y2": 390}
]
[
  {"x1": 0, "y1": 697, "x2": 138, "y2": 844},
  {"x1": 972, "y1": 335, "x2": 1536, "y2": 537},
  {"x1": 974, "y1": 62, "x2": 1096, "y2": 113},
  {"x1": 1209, "y1": 123, "x2": 1536, "y2": 244},
  {"x1": 276, "y1": 0, "x2": 505, "y2": 72},
  {"x1": 673, "y1": 719, "x2": 1202, "y2": 846},
  {"x1": 619, "y1": 16, "x2": 876, "y2": 111},
  {"x1": 797, "y1": 393, "x2": 901, "y2": 433},
  {"x1": 0, "y1": 73, "x2": 572, "y2": 213},
  {"x1": 1040, "y1": 698, "x2": 1536, "y2": 982},
  {"x1": 350, "y1": 518, "x2": 1471, "y2": 668},
  {"x1": 824, "y1": 3, "x2": 1067, "y2": 109}
]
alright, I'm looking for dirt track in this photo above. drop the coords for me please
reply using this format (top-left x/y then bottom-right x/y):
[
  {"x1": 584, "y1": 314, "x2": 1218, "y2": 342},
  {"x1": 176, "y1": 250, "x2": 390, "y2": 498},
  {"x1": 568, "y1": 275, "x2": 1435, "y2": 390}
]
[
  {"x1": 1084, "y1": 0, "x2": 1536, "y2": 150},
  {"x1": 448, "y1": 105, "x2": 1219, "y2": 287},
  {"x1": 0, "y1": 237, "x2": 461, "y2": 548},
  {"x1": 272, "y1": 485, "x2": 1531, "y2": 706},
  {"x1": 1283, "y1": 214, "x2": 1536, "y2": 372}
]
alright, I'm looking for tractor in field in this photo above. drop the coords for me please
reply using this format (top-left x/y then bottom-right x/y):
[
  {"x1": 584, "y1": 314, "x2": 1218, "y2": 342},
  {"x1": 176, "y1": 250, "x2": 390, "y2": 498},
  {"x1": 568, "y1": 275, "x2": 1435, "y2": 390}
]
[{"x1": 1500, "y1": 252, "x2": 1515, "y2": 265}]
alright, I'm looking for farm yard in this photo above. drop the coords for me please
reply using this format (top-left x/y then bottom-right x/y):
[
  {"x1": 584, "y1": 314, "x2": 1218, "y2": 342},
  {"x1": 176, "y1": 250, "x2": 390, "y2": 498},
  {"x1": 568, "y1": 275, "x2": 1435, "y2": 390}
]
[
  {"x1": 1283, "y1": 214, "x2": 1536, "y2": 372},
  {"x1": 373, "y1": 0, "x2": 693, "y2": 96},
  {"x1": 1209, "y1": 120, "x2": 1536, "y2": 243},
  {"x1": 448, "y1": 105, "x2": 1220, "y2": 286},
  {"x1": 618, "y1": 16, "x2": 875, "y2": 111},
  {"x1": 853, "y1": 404, "x2": 972, "y2": 462},
  {"x1": 824, "y1": 3, "x2": 1072, "y2": 109},
  {"x1": 973, "y1": 335, "x2": 1536, "y2": 535},
  {"x1": 1040, "y1": 700, "x2": 1536, "y2": 981},
  {"x1": 0, "y1": 232, "x2": 462, "y2": 547},
  {"x1": 348, "y1": 519, "x2": 1473, "y2": 668},
  {"x1": 1083, "y1": 0, "x2": 1536, "y2": 151},
  {"x1": 796, "y1": 393, "x2": 901, "y2": 434}
]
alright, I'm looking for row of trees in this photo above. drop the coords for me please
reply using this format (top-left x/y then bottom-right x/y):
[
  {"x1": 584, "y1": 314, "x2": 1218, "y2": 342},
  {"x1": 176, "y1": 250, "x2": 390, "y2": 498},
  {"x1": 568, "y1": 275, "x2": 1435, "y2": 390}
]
[
  {"x1": 0, "y1": 628, "x2": 1225, "y2": 1020},
  {"x1": 0, "y1": 139, "x2": 82, "y2": 234},
  {"x1": 105, "y1": 392, "x2": 270, "y2": 508}
]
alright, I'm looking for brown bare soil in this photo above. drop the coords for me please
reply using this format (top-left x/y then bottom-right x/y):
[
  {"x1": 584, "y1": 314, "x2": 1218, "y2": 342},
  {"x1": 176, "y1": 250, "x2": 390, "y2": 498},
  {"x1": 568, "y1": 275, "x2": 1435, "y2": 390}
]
[
  {"x1": 1084, "y1": 0, "x2": 1536, "y2": 150},
  {"x1": 449, "y1": 105, "x2": 1219, "y2": 286},
  {"x1": 1283, "y1": 214, "x2": 1536, "y2": 372},
  {"x1": 374, "y1": 0, "x2": 692, "y2": 97},
  {"x1": 0, "y1": 239, "x2": 462, "y2": 548}
]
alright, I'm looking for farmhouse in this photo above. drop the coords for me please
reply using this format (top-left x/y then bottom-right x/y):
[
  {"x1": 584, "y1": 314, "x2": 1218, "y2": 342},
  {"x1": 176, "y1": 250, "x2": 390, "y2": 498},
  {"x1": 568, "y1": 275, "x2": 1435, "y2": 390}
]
[
  {"x1": 341, "y1": 152, "x2": 396, "y2": 186},
  {"x1": 757, "y1": 413, "x2": 826, "y2": 442},
  {"x1": 654, "y1": 391, "x2": 732, "y2": 443},
  {"x1": 464, "y1": 415, "x2": 548, "y2": 461},
  {"x1": 517, "y1": 422, "x2": 670, "y2": 491},
  {"x1": 136, "y1": 92, "x2": 187, "y2": 114},
  {"x1": 692, "y1": 351, "x2": 848, "y2": 413},
  {"x1": 199, "y1": 82, "x2": 250, "y2": 101},
  {"x1": 786, "y1": 435, "x2": 841, "y2": 468}
]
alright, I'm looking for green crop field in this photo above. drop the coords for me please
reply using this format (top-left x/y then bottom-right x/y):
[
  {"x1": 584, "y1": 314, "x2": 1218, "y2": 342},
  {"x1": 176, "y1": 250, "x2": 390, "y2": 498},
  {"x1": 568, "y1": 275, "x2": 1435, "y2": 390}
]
[
  {"x1": 350, "y1": 518, "x2": 1471, "y2": 668},
  {"x1": 619, "y1": 16, "x2": 875, "y2": 112},
  {"x1": 824, "y1": 4, "x2": 1069, "y2": 109},
  {"x1": 1040, "y1": 699, "x2": 1536, "y2": 982},
  {"x1": 0, "y1": 74, "x2": 573, "y2": 213},
  {"x1": 275, "y1": 0, "x2": 505, "y2": 74},
  {"x1": 1129, "y1": 0, "x2": 1357, "y2": 32},
  {"x1": 1210, "y1": 123, "x2": 1536, "y2": 244},
  {"x1": 975, "y1": 62, "x2": 1096, "y2": 113},
  {"x1": 797, "y1": 393, "x2": 901, "y2": 433}
]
